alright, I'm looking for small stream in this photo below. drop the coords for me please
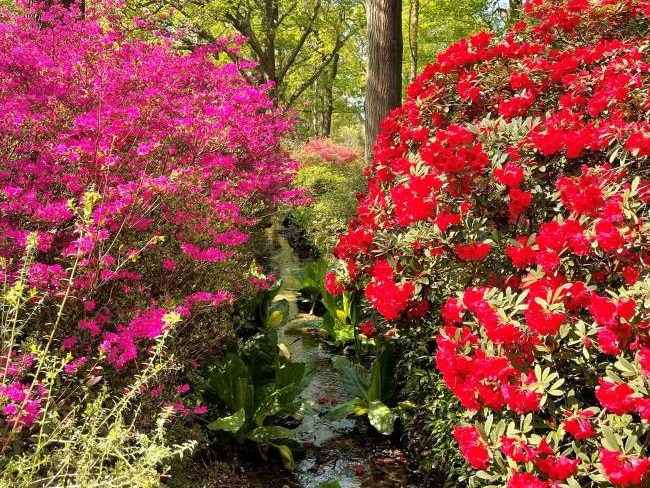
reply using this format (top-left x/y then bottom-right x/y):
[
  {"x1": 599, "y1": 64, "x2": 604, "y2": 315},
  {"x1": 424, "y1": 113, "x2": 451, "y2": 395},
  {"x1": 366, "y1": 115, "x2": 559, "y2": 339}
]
[{"x1": 266, "y1": 222, "x2": 411, "y2": 488}]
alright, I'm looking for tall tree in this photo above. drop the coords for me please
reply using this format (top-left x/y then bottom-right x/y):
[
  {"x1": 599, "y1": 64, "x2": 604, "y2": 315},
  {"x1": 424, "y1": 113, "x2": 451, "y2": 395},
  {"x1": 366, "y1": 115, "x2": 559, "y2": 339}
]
[
  {"x1": 365, "y1": 0, "x2": 403, "y2": 160},
  {"x1": 407, "y1": 0, "x2": 419, "y2": 82},
  {"x1": 322, "y1": 51, "x2": 340, "y2": 136},
  {"x1": 508, "y1": 0, "x2": 523, "y2": 22},
  {"x1": 152, "y1": 0, "x2": 358, "y2": 107}
]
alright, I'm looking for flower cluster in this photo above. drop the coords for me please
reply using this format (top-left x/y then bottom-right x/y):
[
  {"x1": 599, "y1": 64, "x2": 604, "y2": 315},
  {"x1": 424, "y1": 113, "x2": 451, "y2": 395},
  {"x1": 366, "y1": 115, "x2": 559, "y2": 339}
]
[
  {"x1": 299, "y1": 138, "x2": 362, "y2": 166},
  {"x1": 0, "y1": 0, "x2": 299, "y2": 443},
  {"x1": 328, "y1": 0, "x2": 649, "y2": 485}
]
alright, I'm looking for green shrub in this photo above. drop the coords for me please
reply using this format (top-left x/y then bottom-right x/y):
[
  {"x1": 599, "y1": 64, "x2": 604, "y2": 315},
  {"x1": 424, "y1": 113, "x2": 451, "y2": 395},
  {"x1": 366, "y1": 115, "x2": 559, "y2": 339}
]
[
  {"x1": 396, "y1": 326, "x2": 470, "y2": 487},
  {"x1": 291, "y1": 140, "x2": 366, "y2": 255}
]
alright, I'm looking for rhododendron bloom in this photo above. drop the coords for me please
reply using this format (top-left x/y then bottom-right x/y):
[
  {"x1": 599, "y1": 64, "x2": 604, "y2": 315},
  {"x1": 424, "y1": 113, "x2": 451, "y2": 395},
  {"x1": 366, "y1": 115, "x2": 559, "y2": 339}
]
[
  {"x1": 562, "y1": 409, "x2": 595, "y2": 440},
  {"x1": 600, "y1": 449, "x2": 650, "y2": 487},
  {"x1": 455, "y1": 242, "x2": 492, "y2": 261},
  {"x1": 536, "y1": 455, "x2": 579, "y2": 481},
  {"x1": 595, "y1": 221, "x2": 624, "y2": 252},
  {"x1": 358, "y1": 320, "x2": 376, "y2": 338},
  {"x1": 324, "y1": 272, "x2": 344, "y2": 296},
  {"x1": 493, "y1": 162, "x2": 524, "y2": 187},
  {"x1": 454, "y1": 425, "x2": 491, "y2": 469},
  {"x1": 507, "y1": 472, "x2": 548, "y2": 488},
  {"x1": 596, "y1": 379, "x2": 637, "y2": 415}
]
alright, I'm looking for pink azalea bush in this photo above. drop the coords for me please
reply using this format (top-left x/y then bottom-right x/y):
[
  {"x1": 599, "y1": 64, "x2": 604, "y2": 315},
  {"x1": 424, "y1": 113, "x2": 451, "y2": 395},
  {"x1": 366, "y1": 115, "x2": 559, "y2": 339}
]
[
  {"x1": 0, "y1": 0, "x2": 299, "y2": 458},
  {"x1": 299, "y1": 138, "x2": 362, "y2": 166},
  {"x1": 328, "y1": 0, "x2": 650, "y2": 485}
]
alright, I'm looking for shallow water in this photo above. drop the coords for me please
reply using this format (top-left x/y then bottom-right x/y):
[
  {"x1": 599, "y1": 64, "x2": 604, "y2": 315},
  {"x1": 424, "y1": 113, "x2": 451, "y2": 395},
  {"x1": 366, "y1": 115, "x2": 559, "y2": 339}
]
[{"x1": 266, "y1": 222, "x2": 411, "y2": 488}]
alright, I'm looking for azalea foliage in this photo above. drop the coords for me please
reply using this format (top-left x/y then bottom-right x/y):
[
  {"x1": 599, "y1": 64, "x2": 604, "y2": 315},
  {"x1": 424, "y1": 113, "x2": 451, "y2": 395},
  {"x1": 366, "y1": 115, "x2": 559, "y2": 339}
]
[
  {"x1": 329, "y1": 0, "x2": 650, "y2": 486},
  {"x1": 0, "y1": 1, "x2": 299, "y2": 440}
]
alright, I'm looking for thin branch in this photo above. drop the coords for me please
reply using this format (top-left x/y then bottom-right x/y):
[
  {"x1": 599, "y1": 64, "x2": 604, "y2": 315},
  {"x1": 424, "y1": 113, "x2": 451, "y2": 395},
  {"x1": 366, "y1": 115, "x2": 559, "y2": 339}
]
[{"x1": 276, "y1": 0, "x2": 321, "y2": 85}]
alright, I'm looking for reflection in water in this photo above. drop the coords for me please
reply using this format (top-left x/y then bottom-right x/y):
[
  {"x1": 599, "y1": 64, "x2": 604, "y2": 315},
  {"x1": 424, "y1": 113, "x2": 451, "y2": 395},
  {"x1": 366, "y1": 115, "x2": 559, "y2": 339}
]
[{"x1": 266, "y1": 222, "x2": 411, "y2": 488}]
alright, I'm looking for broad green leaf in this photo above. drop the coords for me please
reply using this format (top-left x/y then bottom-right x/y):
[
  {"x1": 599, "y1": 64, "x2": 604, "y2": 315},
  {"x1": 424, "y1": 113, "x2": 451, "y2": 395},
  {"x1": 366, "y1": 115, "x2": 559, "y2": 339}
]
[
  {"x1": 317, "y1": 482, "x2": 343, "y2": 488},
  {"x1": 601, "y1": 426, "x2": 620, "y2": 451},
  {"x1": 272, "y1": 443, "x2": 296, "y2": 470},
  {"x1": 367, "y1": 400, "x2": 396, "y2": 435},
  {"x1": 267, "y1": 299, "x2": 289, "y2": 328},
  {"x1": 324, "y1": 398, "x2": 366, "y2": 420},
  {"x1": 332, "y1": 356, "x2": 370, "y2": 399},
  {"x1": 207, "y1": 408, "x2": 245, "y2": 433},
  {"x1": 211, "y1": 354, "x2": 252, "y2": 414},
  {"x1": 368, "y1": 348, "x2": 396, "y2": 402},
  {"x1": 275, "y1": 361, "x2": 307, "y2": 391},
  {"x1": 248, "y1": 425, "x2": 295, "y2": 443},
  {"x1": 335, "y1": 309, "x2": 348, "y2": 325}
]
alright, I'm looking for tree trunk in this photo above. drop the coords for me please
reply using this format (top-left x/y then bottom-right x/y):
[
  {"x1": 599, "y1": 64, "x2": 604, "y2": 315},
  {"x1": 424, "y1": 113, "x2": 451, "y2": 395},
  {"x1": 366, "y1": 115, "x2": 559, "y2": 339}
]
[
  {"x1": 408, "y1": 0, "x2": 419, "y2": 83},
  {"x1": 262, "y1": 0, "x2": 278, "y2": 97},
  {"x1": 322, "y1": 52, "x2": 340, "y2": 137},
  {"x1": 509, "y1": 0, "x2": 523, "y2": 22},
  {"x1": 365, "y1": 0, "x2": 403, "y2": 162}
]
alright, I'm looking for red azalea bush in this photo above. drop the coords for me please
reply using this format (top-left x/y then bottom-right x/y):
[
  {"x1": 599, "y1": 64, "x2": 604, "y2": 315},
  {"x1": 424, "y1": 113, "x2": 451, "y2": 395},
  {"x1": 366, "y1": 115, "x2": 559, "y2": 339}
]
[
  {"x1": 0, "y1": 1, "x2": 299, "y2": 446},
  {"x1": 329, "y1": 0, "x2": 650, "y2": 485}
]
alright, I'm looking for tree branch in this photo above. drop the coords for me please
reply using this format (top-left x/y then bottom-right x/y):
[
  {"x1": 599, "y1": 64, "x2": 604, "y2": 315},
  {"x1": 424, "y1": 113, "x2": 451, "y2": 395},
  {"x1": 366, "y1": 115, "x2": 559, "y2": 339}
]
[
  {"x1": 276, "y1": 0, "x2": 321, "y2": 86},
  {"x1": 285, "y1": 30, "x2": 351, "y2": 107}
]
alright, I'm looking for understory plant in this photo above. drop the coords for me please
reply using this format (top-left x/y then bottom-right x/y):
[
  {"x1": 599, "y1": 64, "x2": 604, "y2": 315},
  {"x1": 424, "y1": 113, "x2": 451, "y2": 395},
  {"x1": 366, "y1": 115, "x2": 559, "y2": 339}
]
[
  {"x1": 326, "y1": 348, "x2": 400, "y2": 435},
  {"x1": 203, "y1": 344, "x2": 311, "y2": 469},
  {"x1": 328, "y1": 0, "x2": 650, "y2": 486}
]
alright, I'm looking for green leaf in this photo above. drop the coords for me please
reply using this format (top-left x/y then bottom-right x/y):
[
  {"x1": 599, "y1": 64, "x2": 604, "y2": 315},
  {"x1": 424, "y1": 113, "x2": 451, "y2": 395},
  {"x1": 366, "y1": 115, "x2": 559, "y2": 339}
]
[
  {"x1": 332, "y1": 355, "x2": 370, "y2": 399},
  {"x1": 324, "y1": 398, "x2": 367, "y2": 420},
  {"x1": 271, "y1": 443, "x2": 296, "y2": 470},
  {"x1": 267, "y1": 299, "x2": 289, "y2": 328},
  {"x1": 368, "y1": 347, "x2": 396, "y2": 402},
  {"x1": 367, "y1": 400, "x2": 396, "y2": 435},
  {"x1": 211, "y1": 353, "x2": 252, "y2": 414},
  {"x1": 248, "y1": 425, "x2": 295, "y2": 443},
  {"x1": 275, "y1": 361, "x2": 307, "y2": 391},
  {"x1": 207, "y1": 408, "x2": 245, "y2": 433},
  {"x1": 601, "y1": 426, "x2": 620, "y2": 451},
  {"x1": 317, "y1": 482, "x2": 343, "y2": 488}
]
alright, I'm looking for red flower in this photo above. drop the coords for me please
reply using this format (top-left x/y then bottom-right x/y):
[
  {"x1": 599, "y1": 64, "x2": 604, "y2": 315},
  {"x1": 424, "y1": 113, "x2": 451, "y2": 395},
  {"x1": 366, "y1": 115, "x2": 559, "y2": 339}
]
[
  {"x1": 358, "y1": 319, "x2": 376, "y2": 338},
  {"x1": 536, "y1": 249, "x2": 560, "y2": 273},
  {"x1": 365, "y1": 261, "x2": 415, "y2": 320},
  {"x1": 600, "y1": 449, "x2": 650, "y2": 487},
  {"x1": 524, "y1": 306, "x2": 565, "y2": 336},
  {"x1": 622, "y1": 265, "x2": 640, "y2": 285},
  {"x1": 595, "y1": 221, "x2": 623, "y2": 253},
  {"x1": 500, "y1": 436, "x2": 536, "y2": 463},
  {"x1": 493, "y1": 162, "x2": 524, "y2": 187},
  {"x1": 455, "y1": 242, "x2": 492, "y2": 261},
  {"x1": 507, "y1": 472, "x2": 549, "y2": 488},
  {"x1": 441, "y1": 297, "x2": 465, "y2": 325},
  {"x1": 454, "y1": 425, "x2": 491, "y2": 469},
  {"x1": 562, "y1": 409, "x2": 595, "y2": 440},
  {"x1": 508, "y1": 188, "x2": 532, "y2": 219},
  {"x1": 506, "y1": 238, "x2": 536, "y2": 268},
  {"x1": 589, "y1": 293, "x2": 619, "y2": 327},
  {"x1": 596, "y1": 379, "x2": 637, "y2": 415},
  {"x1": 639, "y1": 348, "x2": 650, "y2": 376},
  {"x1": 501, "y1": 382, "x2": 541, "y2": 414},
  {"x1": 406, "y1": 299, "x2": 430, "y2": 318},
  {"x1": 536, "y1": 455, "x2": 579, "y2": 481},
  {"x1": 324, "y1": 272, "x2": 344, "y2": 296}
]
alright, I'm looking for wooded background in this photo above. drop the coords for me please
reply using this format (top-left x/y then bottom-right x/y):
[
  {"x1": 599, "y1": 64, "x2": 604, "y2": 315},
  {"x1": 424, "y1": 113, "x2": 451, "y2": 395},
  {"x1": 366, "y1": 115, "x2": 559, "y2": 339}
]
[{"x1": 128, "y1": 0, "x2": 523, "y2": 154}]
